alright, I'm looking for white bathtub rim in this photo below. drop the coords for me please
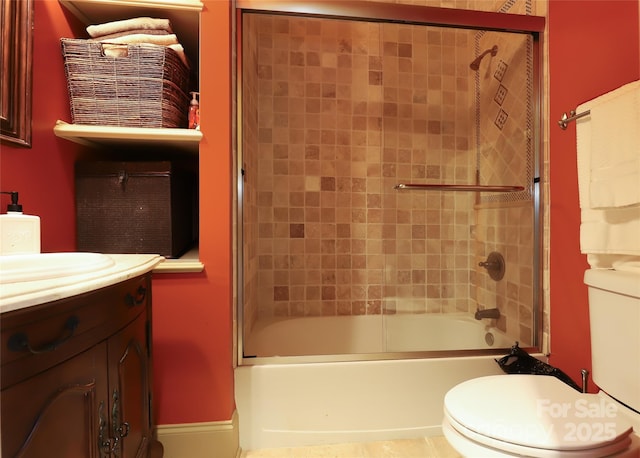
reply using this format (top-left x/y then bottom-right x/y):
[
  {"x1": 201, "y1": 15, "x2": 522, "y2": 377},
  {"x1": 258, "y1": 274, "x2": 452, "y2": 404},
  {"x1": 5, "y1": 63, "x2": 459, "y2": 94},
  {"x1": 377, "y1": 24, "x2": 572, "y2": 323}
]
[
  {"x1": 239, "y1": 347, "x2": 524, "y2": 366},
  {"x1": 243, "y1": 312, "x2": 522, "y2": 360}
]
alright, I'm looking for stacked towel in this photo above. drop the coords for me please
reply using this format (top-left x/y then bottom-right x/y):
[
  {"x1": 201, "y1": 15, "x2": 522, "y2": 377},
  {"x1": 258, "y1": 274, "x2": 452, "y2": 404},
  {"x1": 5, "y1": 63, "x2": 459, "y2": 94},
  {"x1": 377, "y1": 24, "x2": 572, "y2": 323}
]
[
  {"x1": 576, "y1": 80, "x2": 640, "y2": 269},
  {"x1": 588, "y1": 81, "x2": 640, "y2": 208},
  {"x1": 87, "y1": 17, "x2": 173, "y2": 37},
  {"x1": 87, "y1": 17, "x2": 188, "y2": 67},
  {"x1": 101, "y1": 33, "x2": 179, "y2": 47}
]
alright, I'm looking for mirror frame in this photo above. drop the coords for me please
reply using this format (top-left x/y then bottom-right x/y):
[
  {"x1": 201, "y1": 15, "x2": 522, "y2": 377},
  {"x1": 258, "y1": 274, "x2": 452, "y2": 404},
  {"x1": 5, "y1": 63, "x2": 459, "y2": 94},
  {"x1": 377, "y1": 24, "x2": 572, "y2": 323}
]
[{"x1": 1, "y1": 0, "x2": 34, "y2": 148}]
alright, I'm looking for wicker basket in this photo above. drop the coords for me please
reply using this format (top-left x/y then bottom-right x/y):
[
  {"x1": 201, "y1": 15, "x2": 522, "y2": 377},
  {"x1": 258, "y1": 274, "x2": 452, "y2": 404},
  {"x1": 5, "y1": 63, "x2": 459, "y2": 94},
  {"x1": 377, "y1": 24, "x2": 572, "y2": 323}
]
[{"x1": 60, "y1": 38, "x2": 190, "y2": 128}]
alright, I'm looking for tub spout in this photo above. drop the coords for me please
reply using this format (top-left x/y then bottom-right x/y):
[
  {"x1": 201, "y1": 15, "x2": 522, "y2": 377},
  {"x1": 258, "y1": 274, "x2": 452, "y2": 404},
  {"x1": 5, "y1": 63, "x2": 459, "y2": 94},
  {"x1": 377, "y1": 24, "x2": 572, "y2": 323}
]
[{"x1": 475, "y1": 307, "x2": 501, "y2": 320}]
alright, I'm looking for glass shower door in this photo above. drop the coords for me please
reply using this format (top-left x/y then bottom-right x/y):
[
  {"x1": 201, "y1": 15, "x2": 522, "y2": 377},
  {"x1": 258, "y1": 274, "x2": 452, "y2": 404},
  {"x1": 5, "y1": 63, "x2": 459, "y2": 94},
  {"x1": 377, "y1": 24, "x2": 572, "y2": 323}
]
[
  {"x1": 381, "y1": 24, "x2": 540, "y2": 353},
  {"x1": 237, "y1": 3, "x2": 543, "y2": 361}
]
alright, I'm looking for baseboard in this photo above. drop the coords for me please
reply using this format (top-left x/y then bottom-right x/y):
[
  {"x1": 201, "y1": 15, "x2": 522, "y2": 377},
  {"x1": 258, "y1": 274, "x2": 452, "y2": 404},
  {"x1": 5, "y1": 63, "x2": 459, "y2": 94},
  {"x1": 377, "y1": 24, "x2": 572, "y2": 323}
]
[{"x1": 157, "y1": 410, "x2": 239, "y2": 458}]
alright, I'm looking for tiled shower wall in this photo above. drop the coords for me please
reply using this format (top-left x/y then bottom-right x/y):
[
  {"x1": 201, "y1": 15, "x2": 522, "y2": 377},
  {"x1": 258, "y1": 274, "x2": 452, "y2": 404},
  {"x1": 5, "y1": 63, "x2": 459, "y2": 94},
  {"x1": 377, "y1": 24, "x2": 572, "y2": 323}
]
[
  {"x1": 245, "y1": 15, "x2": 477, "y2": 320},
  {"x1": 473, "y1": 29, "x2": 536, "y2": 345},
  {"x1": 240, "y1": 0, "x2": 543, "y2": 349}
]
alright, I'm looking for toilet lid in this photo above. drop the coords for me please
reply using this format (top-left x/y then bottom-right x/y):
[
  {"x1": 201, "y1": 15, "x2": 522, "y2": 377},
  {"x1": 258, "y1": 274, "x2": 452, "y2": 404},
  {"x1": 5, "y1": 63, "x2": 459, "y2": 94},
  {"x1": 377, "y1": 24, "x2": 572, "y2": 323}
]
[{"x1": 444, "y1": 375, "x2": 633, "y2": 455}]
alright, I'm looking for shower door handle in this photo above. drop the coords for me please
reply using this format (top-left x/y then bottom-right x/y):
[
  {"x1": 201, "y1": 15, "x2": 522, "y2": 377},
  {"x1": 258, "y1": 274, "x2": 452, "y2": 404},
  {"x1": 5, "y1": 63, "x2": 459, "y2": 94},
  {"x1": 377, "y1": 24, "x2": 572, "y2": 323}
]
[{"x1": 394, "y1": 183, "x2": 524, "y2": 192}]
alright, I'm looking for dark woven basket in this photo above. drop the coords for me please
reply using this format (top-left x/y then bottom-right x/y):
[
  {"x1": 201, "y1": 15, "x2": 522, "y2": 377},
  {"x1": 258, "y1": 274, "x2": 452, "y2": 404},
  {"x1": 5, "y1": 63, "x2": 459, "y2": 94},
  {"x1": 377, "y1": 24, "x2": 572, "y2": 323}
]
[{"x1": 60, "y1": 38, "x2": 190, "y2": 128}]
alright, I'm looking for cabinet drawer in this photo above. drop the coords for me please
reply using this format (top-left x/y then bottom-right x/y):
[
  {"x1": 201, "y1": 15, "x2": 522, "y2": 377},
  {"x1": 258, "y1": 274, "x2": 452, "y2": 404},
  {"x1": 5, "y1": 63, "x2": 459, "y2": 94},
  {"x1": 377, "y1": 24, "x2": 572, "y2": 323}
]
[{"x1": 1, "y1": 274, "x2": 150, "y2": 389}]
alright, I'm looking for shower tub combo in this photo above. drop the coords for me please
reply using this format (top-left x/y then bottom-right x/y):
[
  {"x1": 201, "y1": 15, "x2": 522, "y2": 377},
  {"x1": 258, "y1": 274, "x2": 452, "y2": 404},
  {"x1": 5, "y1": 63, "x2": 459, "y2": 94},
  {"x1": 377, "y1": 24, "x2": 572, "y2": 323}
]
[
  {"x1": 235, "y1": 0, "x2": 546, "y2": 451},
  {"x1": 236, "y1": 313, "x2": 522, "y2": 450}
]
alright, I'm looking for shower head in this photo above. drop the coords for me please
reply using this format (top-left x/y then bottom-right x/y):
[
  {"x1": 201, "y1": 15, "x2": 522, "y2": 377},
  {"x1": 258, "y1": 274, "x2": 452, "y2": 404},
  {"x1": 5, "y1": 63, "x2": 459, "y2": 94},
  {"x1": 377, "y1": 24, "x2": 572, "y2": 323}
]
[{"x1": 470, "y1": 45, "x2": 498, "y2": 71}]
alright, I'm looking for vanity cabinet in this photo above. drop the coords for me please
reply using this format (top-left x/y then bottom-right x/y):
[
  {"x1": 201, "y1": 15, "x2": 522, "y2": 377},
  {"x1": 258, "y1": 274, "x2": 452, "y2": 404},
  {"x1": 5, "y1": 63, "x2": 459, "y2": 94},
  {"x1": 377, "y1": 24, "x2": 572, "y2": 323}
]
[{"x1": 1, "y1": 274, "x2": 162, "y2": 458}]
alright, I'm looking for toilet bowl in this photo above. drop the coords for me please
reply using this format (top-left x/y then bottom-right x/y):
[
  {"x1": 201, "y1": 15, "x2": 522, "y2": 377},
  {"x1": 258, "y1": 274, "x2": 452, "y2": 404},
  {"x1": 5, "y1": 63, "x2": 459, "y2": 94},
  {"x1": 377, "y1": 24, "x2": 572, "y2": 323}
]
[
  {"x1": 443, "y1": 268, "x2": 640, "y2": 457},
  {"x1": 443, "y1": 374, "x2": 640, "y2": 457}
]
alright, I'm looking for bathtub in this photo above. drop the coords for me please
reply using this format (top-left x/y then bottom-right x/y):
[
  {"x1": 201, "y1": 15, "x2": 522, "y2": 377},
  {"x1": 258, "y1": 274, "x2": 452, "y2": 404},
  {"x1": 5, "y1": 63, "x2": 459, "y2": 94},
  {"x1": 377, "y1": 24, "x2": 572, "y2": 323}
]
[
  {"x1": 243, "y1": 312, "x2": 514, "y2": 357},
  {"x1": 236, "y1": 313, "x2": 534, "y2": 450}
]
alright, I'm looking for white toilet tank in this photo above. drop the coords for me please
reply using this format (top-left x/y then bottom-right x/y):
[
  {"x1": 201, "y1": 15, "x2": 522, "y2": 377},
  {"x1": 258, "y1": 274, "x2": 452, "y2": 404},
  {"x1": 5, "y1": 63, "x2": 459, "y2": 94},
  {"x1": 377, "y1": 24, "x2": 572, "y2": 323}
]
[{"x1": 585, "y1": 268, "x2": 640, "y2": 412}]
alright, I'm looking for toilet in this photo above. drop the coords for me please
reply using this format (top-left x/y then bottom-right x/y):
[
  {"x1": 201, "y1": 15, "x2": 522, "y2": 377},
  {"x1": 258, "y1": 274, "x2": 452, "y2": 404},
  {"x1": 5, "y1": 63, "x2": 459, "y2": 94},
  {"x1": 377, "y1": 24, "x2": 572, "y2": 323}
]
[{"x1": 443, "y1": 268, "x2": 640, "y2": 457}]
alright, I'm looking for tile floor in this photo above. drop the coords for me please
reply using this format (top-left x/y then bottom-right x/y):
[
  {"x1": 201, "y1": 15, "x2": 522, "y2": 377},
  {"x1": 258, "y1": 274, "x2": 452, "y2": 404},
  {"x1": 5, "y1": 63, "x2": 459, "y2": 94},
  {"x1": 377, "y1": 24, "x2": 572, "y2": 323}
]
[{"x1": 239, "y1": 436, "x2": 461, "y2": 457}]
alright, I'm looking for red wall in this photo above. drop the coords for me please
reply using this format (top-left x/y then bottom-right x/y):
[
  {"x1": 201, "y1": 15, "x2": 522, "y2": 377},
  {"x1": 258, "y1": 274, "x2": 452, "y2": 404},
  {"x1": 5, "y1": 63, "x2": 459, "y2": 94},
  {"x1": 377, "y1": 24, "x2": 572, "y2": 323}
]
[
  {"x1": 0, "y1": 0, "x2": 85, "y2": 250},
  {"x1": 547, "y1": 0, "x2": 639, "y2": 388},
  {"x1": 151, "y1": 0, "x2": 235, "y2": 423},
  {"x1": 1, "y1": 0, "x2": 638, "y2": 426},
  {"x1": 0, "y1": 0, "x2": 235, "y2": 424}
]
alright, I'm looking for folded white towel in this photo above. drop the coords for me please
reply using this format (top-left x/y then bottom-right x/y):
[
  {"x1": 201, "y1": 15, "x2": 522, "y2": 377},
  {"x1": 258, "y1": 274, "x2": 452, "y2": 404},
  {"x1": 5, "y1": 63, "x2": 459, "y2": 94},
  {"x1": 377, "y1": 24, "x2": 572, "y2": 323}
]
[
  {"x1": 584, "y1": 80, "x2": 640, "y2": 208},
  {"x1": 580, "y1": 205, "x2": 640, "y2": 259},
  {"x1": 611, "y1": 256, "x2": 640, "y2": 273},
  {"x1": 90, "y1": 29, "x2": 170, "y2": 41},
  {"x1": 87, "y1": 17, "x2": 172, "y2": 38},
  {"x1": 99, "y1": 33, "x2": 179, "y2": 47},
  {"x1": 576, "y1": 80, "x2": 640, "y2": 268}
]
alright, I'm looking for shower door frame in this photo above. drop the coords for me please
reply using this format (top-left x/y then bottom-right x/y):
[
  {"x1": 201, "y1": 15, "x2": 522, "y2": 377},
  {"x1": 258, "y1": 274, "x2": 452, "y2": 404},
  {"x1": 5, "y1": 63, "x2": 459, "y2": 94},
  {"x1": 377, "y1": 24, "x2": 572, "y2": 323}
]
[{"x1": 235, "y1": 0, "x2": 546, "y2": 366}]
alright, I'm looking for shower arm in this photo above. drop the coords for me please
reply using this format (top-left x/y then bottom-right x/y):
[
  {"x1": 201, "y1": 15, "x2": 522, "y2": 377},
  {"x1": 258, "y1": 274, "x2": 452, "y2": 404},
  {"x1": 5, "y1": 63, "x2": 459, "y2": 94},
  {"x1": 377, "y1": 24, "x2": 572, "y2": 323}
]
[
  {"x1": 470, "y1": 45, "x2": 498, "y2": 70},
  {"x1": 394, "y1": 183, "x2": 524, "y2": 192}
]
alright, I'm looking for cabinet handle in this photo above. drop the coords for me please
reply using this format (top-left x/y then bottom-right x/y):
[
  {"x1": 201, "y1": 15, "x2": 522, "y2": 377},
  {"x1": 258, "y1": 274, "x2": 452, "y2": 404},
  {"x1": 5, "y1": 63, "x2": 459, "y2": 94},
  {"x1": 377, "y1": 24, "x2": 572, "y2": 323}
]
[
  {"x1": 7, "y1": 315, "x2": 79, "y2": 354},
  {"x1": 110, "y1": 389, "x2": 130, "y2": 456},
  {"x1": 98, "y1": 401, "x2": 113, "y2": 458},
  {"x1": 124, "y1": 285, "x2": 147, "y2": 308},
  {"x1": 117, "y1": 421, "x2": 131, "y2": 438}
]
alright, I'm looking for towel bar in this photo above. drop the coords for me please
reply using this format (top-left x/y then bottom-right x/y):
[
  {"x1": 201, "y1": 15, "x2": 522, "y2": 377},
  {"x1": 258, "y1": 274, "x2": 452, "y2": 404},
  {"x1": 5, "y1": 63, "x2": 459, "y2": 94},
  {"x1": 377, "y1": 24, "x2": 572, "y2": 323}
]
[{"x1": 557, "y1": 109, "x2": 591, "y2": 129}]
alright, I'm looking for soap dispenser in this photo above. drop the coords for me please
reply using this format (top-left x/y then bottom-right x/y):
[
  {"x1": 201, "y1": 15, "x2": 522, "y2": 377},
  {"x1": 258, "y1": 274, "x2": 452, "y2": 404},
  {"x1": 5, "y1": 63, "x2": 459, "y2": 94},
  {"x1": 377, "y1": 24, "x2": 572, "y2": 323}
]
[
  {"x1": 0, "y1": 191, "x2": 41, "y2": 255},
  {"x1": 188, "y1": 91, "x2": 200, "y2": 130}
]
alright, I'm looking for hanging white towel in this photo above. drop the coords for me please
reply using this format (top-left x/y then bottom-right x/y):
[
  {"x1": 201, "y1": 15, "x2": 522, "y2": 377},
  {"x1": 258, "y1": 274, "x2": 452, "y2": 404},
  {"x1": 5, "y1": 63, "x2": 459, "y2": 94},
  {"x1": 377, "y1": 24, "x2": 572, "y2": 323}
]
[
  {"x1": 579, "y1": 204, "x2": 640, "y2": 260},
  {"x1": 576, "y1": 80, "x2": 640, "y2": 268},
  {"x1": 586, "y1": 80, "x2": 640, "y2": 208},
  {"x1": 612, "y1": 256, "x2": 640, "y2": 273}
]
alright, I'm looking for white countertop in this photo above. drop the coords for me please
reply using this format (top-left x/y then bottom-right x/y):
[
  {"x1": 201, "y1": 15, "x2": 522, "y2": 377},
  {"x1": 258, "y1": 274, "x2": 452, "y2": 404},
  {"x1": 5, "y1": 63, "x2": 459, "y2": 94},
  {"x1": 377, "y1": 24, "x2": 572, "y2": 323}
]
[{"x1": 0, "y1": 254, "x2": 164, "y2": 314}]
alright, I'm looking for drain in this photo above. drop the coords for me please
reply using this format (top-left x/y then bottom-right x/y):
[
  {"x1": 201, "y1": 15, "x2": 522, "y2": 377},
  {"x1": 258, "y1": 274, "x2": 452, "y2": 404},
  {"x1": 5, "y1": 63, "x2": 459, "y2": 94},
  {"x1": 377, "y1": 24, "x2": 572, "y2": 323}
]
[{"x1": 485, "y1": 332, "x2": 495, "y2": 346}]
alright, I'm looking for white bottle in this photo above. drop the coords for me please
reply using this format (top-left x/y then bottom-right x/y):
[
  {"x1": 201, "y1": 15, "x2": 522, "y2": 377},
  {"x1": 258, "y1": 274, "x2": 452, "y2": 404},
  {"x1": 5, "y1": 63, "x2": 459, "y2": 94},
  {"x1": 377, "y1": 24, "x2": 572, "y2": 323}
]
[{"x1": 0, "y1": 191, "x2": 41, "y2": 255}]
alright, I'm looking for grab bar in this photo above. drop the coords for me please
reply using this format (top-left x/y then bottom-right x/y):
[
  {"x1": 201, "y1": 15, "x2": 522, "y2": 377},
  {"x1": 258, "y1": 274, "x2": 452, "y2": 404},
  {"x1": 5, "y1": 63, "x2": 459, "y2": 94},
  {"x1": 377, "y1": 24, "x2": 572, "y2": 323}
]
[
  {"x1": 394, "y1": 183, "x2": 525, "y2": 192},
  {"x1": 557, "y1": 109, "x2": 591, "y2": 129}
]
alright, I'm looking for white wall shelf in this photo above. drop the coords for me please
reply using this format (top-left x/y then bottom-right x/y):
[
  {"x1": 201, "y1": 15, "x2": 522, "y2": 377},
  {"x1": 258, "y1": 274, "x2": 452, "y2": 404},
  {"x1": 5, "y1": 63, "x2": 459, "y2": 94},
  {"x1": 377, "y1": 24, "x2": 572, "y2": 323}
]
[
  {"x1": 56, "y1": 0, "x2": 204, "y2": 273},
  {"x1": 154, "y1": 246, "x2": 204, "y2": 273},
  {"x1": 54, "y1": 121, "x2": 202, "y2": 154}
]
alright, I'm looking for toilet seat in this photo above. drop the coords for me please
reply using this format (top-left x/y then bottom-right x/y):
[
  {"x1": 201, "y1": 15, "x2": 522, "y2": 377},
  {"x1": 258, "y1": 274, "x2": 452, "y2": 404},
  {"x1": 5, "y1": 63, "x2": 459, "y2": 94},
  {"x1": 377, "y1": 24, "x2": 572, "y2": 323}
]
[
  {"x1": 443, "y1": 410, "x2": 632, "y2": 457},
  {"x1": 444, "y1": 375, "x2": 634, "y2": 457}
]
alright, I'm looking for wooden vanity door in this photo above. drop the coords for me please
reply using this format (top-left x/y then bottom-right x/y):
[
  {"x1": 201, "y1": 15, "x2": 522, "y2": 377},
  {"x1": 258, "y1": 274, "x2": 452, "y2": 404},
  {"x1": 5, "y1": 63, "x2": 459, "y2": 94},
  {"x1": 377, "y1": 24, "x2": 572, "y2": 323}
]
[
  {"x1": 1, "y1": 342, "x2": 108, "y2": 458},
  {"x1": 108, "y1": 311, "x2": 151, "y2": 458}
]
